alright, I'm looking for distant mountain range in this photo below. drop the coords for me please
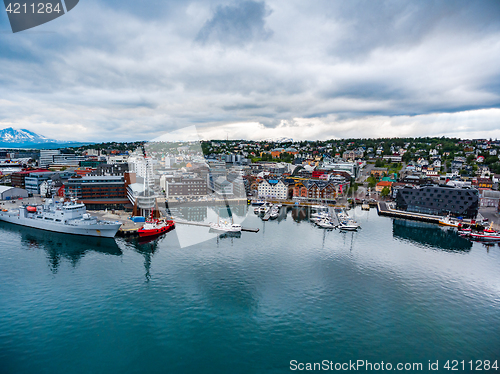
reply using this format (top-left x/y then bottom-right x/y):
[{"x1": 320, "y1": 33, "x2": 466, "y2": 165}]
[{"x1": 0, "y1": 127, "x2": 93, "y2": 148}]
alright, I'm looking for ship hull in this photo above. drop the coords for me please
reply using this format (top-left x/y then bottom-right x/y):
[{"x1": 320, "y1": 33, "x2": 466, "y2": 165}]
[
  {"x1": 138, "y1": 223, "x2": 174, "y2": 238},
  {"x1": 0, "y1": 212, "x2": 121, "y2": 238}
]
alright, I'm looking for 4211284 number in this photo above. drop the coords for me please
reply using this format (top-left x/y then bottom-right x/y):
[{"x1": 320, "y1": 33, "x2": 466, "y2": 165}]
[
  {"x1": 5, "y1": 3, "x2": 62, "y2": 14},
  {"x1": 444, "y1": 360, "x2": 498, "y2": 371}
]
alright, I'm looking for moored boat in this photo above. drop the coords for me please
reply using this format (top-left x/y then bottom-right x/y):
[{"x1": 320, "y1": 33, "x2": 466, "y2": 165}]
[
  {"x1": 469, "y1": 223, "x2": 500, "y2": 241},
  {"x1": 439, "y1": 215, "x2": 461, "y2": 228},
  {"x1": 0, "y1": 198, "x2": 122, "y2": 237},
  {"x1": 138, "y1": 219, "x2": 175, "y2": 238},
  {"x1": 209, "y1": 220, "x2": 242, "y2": 233},
  {"x1": 316, "y1": 217, "x2": 335, "y2": 229},
  {"x1": 338, "y1": 219, "x2": 360, "y2": 231}
]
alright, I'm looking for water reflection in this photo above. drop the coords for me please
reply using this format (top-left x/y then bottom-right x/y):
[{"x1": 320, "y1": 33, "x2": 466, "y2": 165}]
[
  {"x1": 168, "y1": 203, "x2": 249, "y2": 222},
  {"x1": 169, "y1": 206, "x2": 208, "y2": 221},
  {"x1": 126, "y1": 237, "x2": 162, "y2": 282},
  {"x1": 291, "y1": 206, "x2": 308, "y2": 222},
  {"x1": 0, "y1": 222, "x2": 122, "y2": 272},
  {"x1": 392, "y1": 219, "x2": 472, "y2": 252}
]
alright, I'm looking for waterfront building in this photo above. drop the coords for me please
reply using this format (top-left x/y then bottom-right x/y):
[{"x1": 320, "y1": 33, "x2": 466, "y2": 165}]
[
  {"x1": 258, "y1": 179, "x2": 288, "y2": 200},
  {"x1": 227, "y1": 174, "x2": 246, "y2": 197},
  {"x1": 213, "y1": 176, "x2": 233, "y2": 196},
  {"x1": 395, "y1": 185, "x2": 479, "y2": 218},
  {"x1": 164, "y1": 177, "x2": 207, "y2": 198},
  {"x1": 292, "y1": 180, "x2": 337, "y2": 201},
  {"x1": 65, "y1": 176, "x2": 128, "y2": 209}
]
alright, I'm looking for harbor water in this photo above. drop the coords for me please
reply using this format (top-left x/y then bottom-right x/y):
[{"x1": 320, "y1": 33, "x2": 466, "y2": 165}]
[{"x1": 0, "y1": 206, "x2": 499, "y2": 373}]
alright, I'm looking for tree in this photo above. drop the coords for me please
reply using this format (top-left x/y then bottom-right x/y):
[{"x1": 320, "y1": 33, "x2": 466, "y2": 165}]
[
  {"x1": 401, "y1": 150, "x2": 411, "y2": 163},
  {"x1": 381, "y1": 186, "x2": 390, "y2": 197},
  {"x1": 466, "y1": 154, "x2": 475, "y2": 165},
  {"x1": 375, "y1": 159, "x2": 384, "y2": 167},
  {"x1": 367, "y1": 176, "x2": 377, "y2": 188}
]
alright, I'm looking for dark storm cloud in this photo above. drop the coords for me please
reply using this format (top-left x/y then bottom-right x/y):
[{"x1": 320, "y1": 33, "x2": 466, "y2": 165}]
[
  {"x1": 326, "y1": 0, "x2": 500, "y2": 59},
  {"x1": 196, "y1": 1, "x2": 272, "y2": 45}
]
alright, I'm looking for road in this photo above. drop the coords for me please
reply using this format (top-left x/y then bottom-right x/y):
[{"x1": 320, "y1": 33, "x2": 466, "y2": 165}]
[{"x1": 478, "y1": 206, "x2": 500, "y2": 229}]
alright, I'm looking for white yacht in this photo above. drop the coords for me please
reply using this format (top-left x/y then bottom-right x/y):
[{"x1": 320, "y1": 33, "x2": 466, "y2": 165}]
[
  {"x1": 338, "y1": 219, "x2": 360, "y2": 231},
  {"x1": 209, "y1": 220, "x2": 242, "y2": 233},
  {"x1": 0, "y1": 198, "x2": 122, "y2": 237},
  {"x1": 316, "y1": 217, "x2": 335, "y2": 229},
  {"x1": 269, "y1": 205, "x2": 279, "y2": 219}
]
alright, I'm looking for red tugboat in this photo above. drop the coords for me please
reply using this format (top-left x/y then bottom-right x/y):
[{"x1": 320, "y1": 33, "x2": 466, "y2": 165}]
[
  {"x1": 469, "y1": 223, "x2": 500, "y2": 241},
  {"x1": 138, "y1": 212, "x2": 175, "y2": 238}
]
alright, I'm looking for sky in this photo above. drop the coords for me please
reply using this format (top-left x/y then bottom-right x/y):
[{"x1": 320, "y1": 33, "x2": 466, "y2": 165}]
[{"x1": 0, "y1": 0, "x2": 500, "y2": 142}]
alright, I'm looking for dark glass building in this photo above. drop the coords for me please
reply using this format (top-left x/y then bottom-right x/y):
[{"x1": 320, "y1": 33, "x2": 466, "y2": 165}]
[{"x1": 395, "y1": 185, "x2": 479, "y2": 218}]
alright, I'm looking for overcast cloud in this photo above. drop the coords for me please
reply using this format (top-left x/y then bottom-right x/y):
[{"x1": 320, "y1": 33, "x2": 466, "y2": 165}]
[{"x1": 0, "y1": 0, "x2": 499, "y2": 141}]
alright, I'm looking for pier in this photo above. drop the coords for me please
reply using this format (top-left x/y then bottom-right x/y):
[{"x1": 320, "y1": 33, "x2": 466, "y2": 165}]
[
  {"x1": 173, "y1": 219, "x2": 260, "y2": 233},
  {"x1": 376, "y1": 202, "x2": 476, "y2": 225},
  {"x1": 86, "y1": 210, "x2": 260, "y2": 237},
  {"x1": 328, "y1": 206, "x2": 340, "y2": 226},
  {"x1": 377, "y1": 202, "x2": 442, "y2": 223}
]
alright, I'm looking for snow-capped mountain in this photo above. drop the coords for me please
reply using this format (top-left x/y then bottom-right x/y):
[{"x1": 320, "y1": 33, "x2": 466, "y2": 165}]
[
  {"x1": 0, "y1": 127, "x2": 54, "y2": 143},
  {"x1": 0, "y1": 127, "x2": 92, "y2": 148}
]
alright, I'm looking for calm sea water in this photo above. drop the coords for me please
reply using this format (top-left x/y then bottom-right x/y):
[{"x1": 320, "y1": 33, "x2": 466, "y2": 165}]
[{"x1": 0, "y1": 206, "x2": 499, "y2": 374}]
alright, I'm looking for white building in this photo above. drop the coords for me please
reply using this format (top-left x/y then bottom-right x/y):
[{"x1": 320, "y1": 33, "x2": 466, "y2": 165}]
[
  {"x1": 86, "y1": 149, "x2": 99, "y2": 156},
  {"x1": 214, "y1": 176, "x2": 233, "y2": 196},
  {"x1": 258, "y1": 179, "x2": 288, "y2": 200},
  {"x1": 108, "y1": 155, "x2": 128, "y2": 164},
  {"x1": 128, "y1": 154, "x2": 154, "y2": 188},
  {"x1": 0, "y1": 186, "x2": 29, "y2": 200},
  {"x1": 39, "y1": 149, "x2": 60, "y2": 168}
]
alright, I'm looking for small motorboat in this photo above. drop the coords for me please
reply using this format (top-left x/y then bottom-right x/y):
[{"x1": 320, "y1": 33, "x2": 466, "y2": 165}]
[
  {"x1": 338, "y1": 220, "x2": 360, "y2": 231},
  {"x1": 316, "y1": 218, "x2": 335, "y2": 229}
]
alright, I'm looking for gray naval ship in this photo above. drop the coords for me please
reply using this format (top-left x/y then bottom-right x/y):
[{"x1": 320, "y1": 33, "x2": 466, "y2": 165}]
[{"x1": 0, "y1": 198, "x2": 122, "y2": 237}]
